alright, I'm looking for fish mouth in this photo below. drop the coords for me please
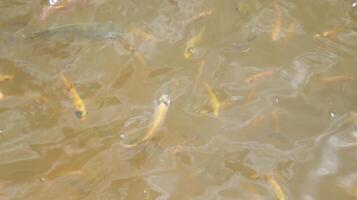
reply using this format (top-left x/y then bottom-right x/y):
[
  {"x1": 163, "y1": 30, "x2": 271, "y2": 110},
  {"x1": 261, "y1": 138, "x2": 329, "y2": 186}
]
[{"x1": 159, "y1": 94, "x2": 171, "y2": 106}]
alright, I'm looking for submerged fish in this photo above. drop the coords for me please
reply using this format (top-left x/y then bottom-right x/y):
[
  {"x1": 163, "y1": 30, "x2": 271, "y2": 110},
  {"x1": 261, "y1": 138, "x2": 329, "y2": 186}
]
[
  {"x1": 29, "y1": 22, "x2": 123, "y2": 42},
  {"x1": 40, "y1": 0, "x2": 92, "y2": 21},
  {"x1": 122, "y1": 94, "x2": 171, "y2": 147},
  {"x1": 266, "y1": 175, "x2": 285, "y2": 200},
  {"x1": 187, "y1": 10, "x2": 213, "y2": 24},
  {"x1": 128, "y1": 27, "x2": 156, "y2": 41},
  {"x1": 0, "y1": 74, "x2": 14, "y2": 82},
  {"x1": 271, "y1": 4, "x2": 282, "y2": 41},
  {"x1": 245, "y1": 70, "x2": 274, "y2": 84},
  {"x1": 204, "y1": 82, "x2": 220, "y2": 117},
  {"x1": 184, "y1": 29, "x2": 204, "y2": 59},
  {"x1": 62, "y1": 74, "x2": 87, "y2": 120},
  {"x1": 314, "y1": 26, "x2": 345, "y2": 39}
]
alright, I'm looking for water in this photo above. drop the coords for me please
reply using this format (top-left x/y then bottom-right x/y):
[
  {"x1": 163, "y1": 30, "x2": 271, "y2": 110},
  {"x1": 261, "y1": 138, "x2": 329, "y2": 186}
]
[{"x1": 0, "y1": 0, "x2": 357, "y2": 199}]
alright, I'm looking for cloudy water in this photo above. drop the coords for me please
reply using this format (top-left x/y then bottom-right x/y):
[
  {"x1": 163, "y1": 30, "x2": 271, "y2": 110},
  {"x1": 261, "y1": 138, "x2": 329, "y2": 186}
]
[{"x1": 0, "y1": 0, "x2": 357, "y2": 199}]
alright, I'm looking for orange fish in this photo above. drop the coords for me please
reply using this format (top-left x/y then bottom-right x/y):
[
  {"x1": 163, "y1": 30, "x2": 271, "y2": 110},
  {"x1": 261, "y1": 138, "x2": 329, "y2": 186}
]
[
  {"x1": 271, "y1": 3, "x2": 282, "y2": 41},
  {"x1": 187, "y1": 10, "x2": 213, "y2": 24},
  {"x1": 314, "y1": 26, "x2": 345, "y2": 39},
  {"x1": 62, "y1": 74, "x2": 87, "y2": 120},
  {"x1": 245, "y1": 70, "x2": 274, "y2": 84}
]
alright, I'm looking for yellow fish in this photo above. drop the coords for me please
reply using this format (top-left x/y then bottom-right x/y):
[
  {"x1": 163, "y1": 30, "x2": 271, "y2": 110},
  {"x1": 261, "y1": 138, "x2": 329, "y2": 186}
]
[
  {"x1": 62, "y1": 74, "x2": 87, "y2": 120},
  {"x1": 266, "y1": 175, "x2": 285, "y2": 200},
  {"x1": 184, "y1": 29, "x2": 204, "y2": 59},
  {"x1": 143, "y1": 94, "x2": 171, "y2": 142},
  {"x1": 271, "y1": 3, "x2": 282, "y2": 41},
  {"x1": 204, "y1": 82, "x2": 220, "y2": 117},
  {"x1": 0, "y1": 74, "x2": 14, "y2": 82},
  {"x1": 122, "y1": 94, "x2": 171, "y2": 147}
]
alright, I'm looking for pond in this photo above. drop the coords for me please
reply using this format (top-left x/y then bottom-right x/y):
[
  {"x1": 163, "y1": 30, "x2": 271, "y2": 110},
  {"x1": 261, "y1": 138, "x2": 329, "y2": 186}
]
[{"x1": 0, "y1": 0, "x2": 357, "y2": 199}]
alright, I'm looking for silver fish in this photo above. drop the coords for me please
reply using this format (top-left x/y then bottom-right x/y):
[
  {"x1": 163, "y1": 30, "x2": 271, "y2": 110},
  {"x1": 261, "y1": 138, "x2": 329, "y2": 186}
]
[{"x1": 28, "y1": 22, "x2": 123, "y2": 41}]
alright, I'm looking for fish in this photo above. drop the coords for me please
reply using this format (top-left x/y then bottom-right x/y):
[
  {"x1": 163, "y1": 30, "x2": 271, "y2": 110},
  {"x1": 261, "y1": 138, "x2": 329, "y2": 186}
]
[
  {"x1": 40, "y1": 0, "x2": 91, "y2": 21},
  {"x1": 247, "y1": 114, "x2": 265, "y2": 128},
  {"x1": 187, "y1": 10, "x2": 213, "y2": 24},
  {"x1": 317, "y1": 75, "x2": 354, "y2": 83},
  {"x1": 29, "y1": 22, "x2": 123, "y2": 42},
  {"x1": 271, "y1": 111, "x2": 280, "y2": 131},
  {"x1": 122, "y1": 39, "x2": 147, "y2": 64},
  {"x1": 143, "y1": 94, "x2": 171, "y2": 142},
  {"x1": 0, "y1": 74, "x2": 14, "y2": 82},
  {"x1": 266, "y1": 175, "x2": 285, "y2": 200},
  {"x1": 271, "y1": 3, "x2": 282, "y2": 41},
  {"x1": 204, "y1": 82, "x2": 220, "y2": 117},
  {"x1": 245, "y1": 88, "x2": 256, "y2": 104},
  {"x1": 245, "y1": 70, "x2": 274, "y2": 84},
  {"x1": 314, "y1": 26, "x2": 345, "y2": 39},
  {"x1": 62, "y1": 74, "x2": 87, "y2": 120},
  {"x1": 284, "y1": 23, "x2": 296, "y2": 43},
  {"x1": 184, "y1": 29, "x2": 204, "y2": 59},
  {"x1": 128, "y1": 27, "x2": 156, "y2": 41},
  {"x1": 122, "y1": 94, "x2": 171, "y2": 147}
]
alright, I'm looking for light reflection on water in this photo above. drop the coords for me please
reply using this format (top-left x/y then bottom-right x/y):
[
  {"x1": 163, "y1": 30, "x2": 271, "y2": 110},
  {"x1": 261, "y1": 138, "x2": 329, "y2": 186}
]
[{"x1": 0, "y1": 0, "x2": 357, "y2": 199}]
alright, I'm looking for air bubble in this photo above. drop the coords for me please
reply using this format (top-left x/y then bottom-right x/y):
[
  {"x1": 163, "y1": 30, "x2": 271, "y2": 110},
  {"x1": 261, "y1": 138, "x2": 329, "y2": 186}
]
[
  {"x1": 119, "y1": 134, "x2": 126, "y2": 140},
  {"x1": 329, "y1": 112, "x2": 335, "y2": 118}
]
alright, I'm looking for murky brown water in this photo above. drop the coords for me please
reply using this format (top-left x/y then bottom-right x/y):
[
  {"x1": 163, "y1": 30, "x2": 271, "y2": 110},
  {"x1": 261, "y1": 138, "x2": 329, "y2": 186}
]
[{"x1": 0, "y1": 0, "x2": 357, "y2": 199}]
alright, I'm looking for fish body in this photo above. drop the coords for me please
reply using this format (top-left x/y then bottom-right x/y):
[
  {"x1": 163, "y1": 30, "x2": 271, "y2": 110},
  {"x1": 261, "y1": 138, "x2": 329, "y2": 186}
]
[
  {"x1": 128, "y1": 27, "x2": 156, "y2": 41},
  {"x1": 122, "y1": 94, "x2": 171, "y2": 147},
  {"x1": 204, "y1": 82, "x2": 220, "y2": 117},
  {"x1": 245, "y1": 70, "x2": 274, "y2": 84},
  {"x1": 314, "y1": 26, "x2": 344, "y2": 38},
  {"x1": 62, "y1": 74, "x2": 87, "y2": 119},
  {"x1": 317, "y1": 75, "x2": 354, "y2": 83},
  {"x1": 266, "y1": 175, "x2": 285, "y2": 200},
  {"x1": 40, "y1": 0, "x2": 91, "y2": 21},
  {"x1": 0, "y1": 74, "x2": 14, "y2": 82},
  {"x1": 29, "y1": 22, "x2": 123, "y2": 42},
  {"x1": 271, "y1": 3, "x2": 282, "y2": 41},
  {"x1": 143, "y1": 94, "x2": 171, "y2": 142},
  {"x1": 184, "y1": 29, "x2": 204, "y2": 59},
  {"x1": 188, "y1": 10, "x2": 213, "y2": 24}
]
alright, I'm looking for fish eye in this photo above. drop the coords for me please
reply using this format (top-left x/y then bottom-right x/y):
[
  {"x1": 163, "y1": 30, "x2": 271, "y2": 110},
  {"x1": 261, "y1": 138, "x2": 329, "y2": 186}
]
[
  {"x1": 159, "y1": 94, "x2": 171, "y2": 106},
  {"x1": 75, "y1": 110, "x2": 83, "y2": 119}
]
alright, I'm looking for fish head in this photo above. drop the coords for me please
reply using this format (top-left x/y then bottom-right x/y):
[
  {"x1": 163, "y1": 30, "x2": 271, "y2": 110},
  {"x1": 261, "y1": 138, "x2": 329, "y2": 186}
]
[
  {"x1": 75, "y1": 110, "x2": 87, "y2": 120},
  {"x1": 159, "y1": 94, "x2": 171, "y2": 107}
]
